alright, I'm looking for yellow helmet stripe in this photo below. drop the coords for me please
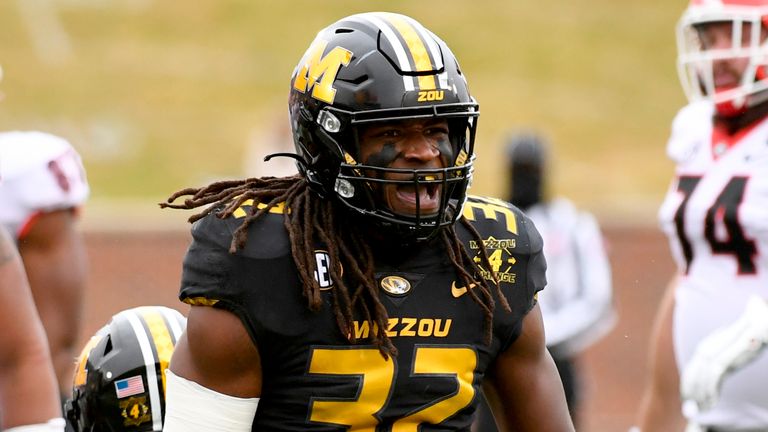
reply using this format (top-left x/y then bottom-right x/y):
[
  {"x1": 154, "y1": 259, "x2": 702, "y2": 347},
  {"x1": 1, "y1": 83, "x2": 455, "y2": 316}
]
[
  {"x1": 138, "y1": 307, "x2": 175, "y2": 399},
  {"x1": 403, "y1": 14, "x2": 449, "y2": 89},
  {"x1": 382, "y1": 13, "x2": 437, "y2": 90},
  {"x1": 123, "y1": 310, "x2": 164, "y2": 431},
  {"x1": 361, "y1": 13, "x2": 416, "y2": 91},
  {"x1": 160, "y1": 307, "x2": 185, "y2": 343}
]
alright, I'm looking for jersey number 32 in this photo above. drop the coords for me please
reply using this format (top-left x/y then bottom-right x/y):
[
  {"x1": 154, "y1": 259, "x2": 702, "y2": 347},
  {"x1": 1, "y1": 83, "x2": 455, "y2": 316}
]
[{"x1": 308, "y1": 345, "x2": 476, "y2": 431}]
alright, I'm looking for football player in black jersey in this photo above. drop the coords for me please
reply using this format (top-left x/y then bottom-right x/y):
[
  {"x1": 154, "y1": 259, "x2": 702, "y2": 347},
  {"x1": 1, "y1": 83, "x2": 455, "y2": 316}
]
[{"x1": 161, "y1": 12, "x2": 573, "y2": 432}]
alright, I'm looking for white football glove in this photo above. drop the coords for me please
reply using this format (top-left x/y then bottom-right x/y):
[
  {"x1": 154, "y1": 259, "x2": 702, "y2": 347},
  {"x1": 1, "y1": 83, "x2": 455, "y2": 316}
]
[{"x1": 681, "y1": 296, "x2": 768, "y2": 412}]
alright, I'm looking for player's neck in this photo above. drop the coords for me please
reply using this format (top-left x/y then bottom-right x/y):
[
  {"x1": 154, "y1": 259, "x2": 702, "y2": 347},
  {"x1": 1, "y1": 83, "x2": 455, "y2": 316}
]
[{"x1": 714, "y1": 100, "x2": 768, "y2": 136}]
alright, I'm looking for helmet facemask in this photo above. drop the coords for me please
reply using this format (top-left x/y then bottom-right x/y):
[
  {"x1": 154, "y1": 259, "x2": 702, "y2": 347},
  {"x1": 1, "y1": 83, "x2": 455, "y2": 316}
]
[
  {"x1": 327, "y1": 105, "x2": 477, "y2": 242},
  {"x1": 677, "y1": 5, "x2": 768, "y2": 114}
]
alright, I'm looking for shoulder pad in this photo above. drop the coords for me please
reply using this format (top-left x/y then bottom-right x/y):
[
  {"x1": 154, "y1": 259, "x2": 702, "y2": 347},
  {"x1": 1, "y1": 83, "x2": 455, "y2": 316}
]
[
  {"x1": 667, "y1": 102, "x2": 712, "y2": 163},
  {"x1": 461, "y1": 195, "x2": 524, "y2": 238},
  {"x1": 191, "y1": 200, "x2": 291, "y2": 259},
  {"x1": 460, "y1": 194, "x2": 543, "y2": 255}
]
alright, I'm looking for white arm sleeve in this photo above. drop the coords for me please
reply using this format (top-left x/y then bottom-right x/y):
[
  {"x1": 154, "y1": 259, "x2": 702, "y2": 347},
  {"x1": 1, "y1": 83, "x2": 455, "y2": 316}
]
[
  {"x1": 163, "y1": 369, "x2": 259, "y2": 432},
  {"x1": 4, "y1": 418, "x2": 65, "y2": 432}
]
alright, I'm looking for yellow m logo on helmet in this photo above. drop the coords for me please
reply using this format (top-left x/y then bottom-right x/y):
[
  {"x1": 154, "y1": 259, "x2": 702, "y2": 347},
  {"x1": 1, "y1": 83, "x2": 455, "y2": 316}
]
[{"x1": 293, "y1": 39, "x2": 352, "y2": 104}]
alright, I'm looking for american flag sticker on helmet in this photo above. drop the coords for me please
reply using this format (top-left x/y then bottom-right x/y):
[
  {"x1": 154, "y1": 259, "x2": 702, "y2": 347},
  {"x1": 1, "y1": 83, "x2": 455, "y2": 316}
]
[{"x1": 115, "y1": 375, "x2": 145, "y2": 398}]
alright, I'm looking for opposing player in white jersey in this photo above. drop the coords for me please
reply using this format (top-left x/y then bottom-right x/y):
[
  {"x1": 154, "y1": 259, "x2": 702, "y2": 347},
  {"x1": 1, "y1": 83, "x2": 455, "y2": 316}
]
[
  {"x1": 506, "y1": 131, "x2": 615, "y2": 428},
  {"x1": 0, "y1": 65, "x2": 90, "y2": 404},
  {"x1": 637, "y1": 1, "x2": 768, "y2": 431}
]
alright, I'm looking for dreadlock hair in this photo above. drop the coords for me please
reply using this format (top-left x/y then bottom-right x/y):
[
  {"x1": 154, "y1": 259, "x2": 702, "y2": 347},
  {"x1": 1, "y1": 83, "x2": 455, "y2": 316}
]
[{"x1": 161, "y1": 175, "x2": 511, "y2": 357}]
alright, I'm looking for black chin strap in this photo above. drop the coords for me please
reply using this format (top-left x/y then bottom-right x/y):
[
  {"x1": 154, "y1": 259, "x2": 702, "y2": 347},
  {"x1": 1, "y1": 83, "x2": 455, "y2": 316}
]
[
  {"x1": 263, "y1": 152, "x2": 309, "y2": 171},
  {"x1": 263, "y1": 152, "x2": 305, "y2": 163}
]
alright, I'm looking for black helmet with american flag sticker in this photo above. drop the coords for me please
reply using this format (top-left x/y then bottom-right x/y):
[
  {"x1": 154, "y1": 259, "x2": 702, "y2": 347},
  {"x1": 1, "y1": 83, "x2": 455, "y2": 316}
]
[{"x1": 65, "y1": 306, "x2": 186, "y2": 432}]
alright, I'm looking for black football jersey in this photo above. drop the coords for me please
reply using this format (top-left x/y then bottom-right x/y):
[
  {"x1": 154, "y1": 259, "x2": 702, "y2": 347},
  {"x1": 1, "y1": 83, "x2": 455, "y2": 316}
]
[{"x1": 180, "y1": 195, "x2": 546, "y2": 431}]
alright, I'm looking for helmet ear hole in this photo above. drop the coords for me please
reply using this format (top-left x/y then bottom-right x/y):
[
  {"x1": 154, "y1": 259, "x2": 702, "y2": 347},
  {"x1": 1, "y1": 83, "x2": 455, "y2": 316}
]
[{"x1": 102, "y1": 336, "x2": 113, "y2": 356}]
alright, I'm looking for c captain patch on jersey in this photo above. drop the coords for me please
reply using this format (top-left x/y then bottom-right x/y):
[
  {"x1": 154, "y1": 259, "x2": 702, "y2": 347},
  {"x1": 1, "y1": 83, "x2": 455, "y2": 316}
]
[{"x1": 314, "y1": 250, "x2": 338, "y2": 289}]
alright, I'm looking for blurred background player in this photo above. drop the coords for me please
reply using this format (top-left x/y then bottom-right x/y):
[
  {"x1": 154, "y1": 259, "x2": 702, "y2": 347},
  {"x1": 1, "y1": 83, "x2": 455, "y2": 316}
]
[
  {"x1": 636, "y1": 0, "x2": 768, "y2": 430},
  {"x1": 65, "y1": 305, "x2": 186, "y2": 432},
  {"x1": 505, "y1": 130, "x2": 616, "y2": 426},
  {"x1": 0, "y1": 224, "x2": 64, "y2": 431},
  {"x1": 0, "y1": 63, "x2": 90, "y2": 405}
]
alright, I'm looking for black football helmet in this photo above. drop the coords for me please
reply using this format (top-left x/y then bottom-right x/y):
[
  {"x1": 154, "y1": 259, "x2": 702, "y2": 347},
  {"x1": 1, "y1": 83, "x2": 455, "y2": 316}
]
[
  {"x1": 506, "y1": 131, "x2": 549, "y2": 211},
  {"x1": 288, "y1": 12, "x2": 479, "y2": 242},
  {"x1": 65, "y1": 306, "x2": 187, "y2": 432}
]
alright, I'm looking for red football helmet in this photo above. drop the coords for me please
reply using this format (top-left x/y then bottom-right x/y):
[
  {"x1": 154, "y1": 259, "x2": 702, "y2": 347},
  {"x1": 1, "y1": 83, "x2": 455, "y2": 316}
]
[{"x1": 677, "y1": 0, "x2": 768, "y2": 115}]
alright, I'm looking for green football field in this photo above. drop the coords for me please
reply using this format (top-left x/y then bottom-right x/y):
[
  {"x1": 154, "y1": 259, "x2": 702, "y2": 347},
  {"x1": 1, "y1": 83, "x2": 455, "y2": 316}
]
[{"x1": 0, "y1": 0, "x2": 686, "y2": 224}]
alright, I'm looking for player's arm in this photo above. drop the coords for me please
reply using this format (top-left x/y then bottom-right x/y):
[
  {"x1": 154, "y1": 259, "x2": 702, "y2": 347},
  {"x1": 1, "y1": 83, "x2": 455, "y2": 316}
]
[
  {"x1": 164, "y1": 305, "x2": 261, "y2": 432},
  {"x1": 636, "y1": 275, "x2": 686, "y2": 432},
  {"x1": 18, "y1": 208, "x2": 88, "y2": 395},
  {"x1": 486, "y1": 303, "x2": 574, "y2": 431},
  {"x1": 0, "y1": 227, "x2": 64, "y2": 430}
]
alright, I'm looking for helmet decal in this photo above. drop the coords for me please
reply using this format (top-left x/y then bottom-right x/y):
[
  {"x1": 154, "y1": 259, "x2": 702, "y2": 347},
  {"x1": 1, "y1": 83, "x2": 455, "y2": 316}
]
[
  {"x1": 293, "y1": 39, "x2": 353, "y2": 104},
  {"x1": 114, "y1": 376, "x2": 145, "y2": 399}
]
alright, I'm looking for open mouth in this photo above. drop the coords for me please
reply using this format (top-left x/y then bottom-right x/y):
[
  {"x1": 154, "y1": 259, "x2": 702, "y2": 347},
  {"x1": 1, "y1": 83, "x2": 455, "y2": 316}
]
[
  {"x1": 391, "y1": 182, "x2": 440, "y2": 215},
  {"x1": 714, "y1": 76, "x2": 738, "y2": 88}
]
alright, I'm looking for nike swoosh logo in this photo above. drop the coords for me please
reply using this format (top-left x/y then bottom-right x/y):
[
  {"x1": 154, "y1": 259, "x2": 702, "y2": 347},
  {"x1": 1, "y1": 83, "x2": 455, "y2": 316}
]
[{"x1": 451, "y1": 281, "x2": 478, "y2": 298}]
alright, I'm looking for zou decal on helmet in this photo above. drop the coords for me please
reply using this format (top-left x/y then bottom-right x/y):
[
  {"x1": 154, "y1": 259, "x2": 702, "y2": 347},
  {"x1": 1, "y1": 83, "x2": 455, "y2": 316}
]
[
  {"x1": 677, "y1": 0, "x2": 768, "y2": 115},
  {"x1": 288, "y1": 12, "x2": 478, "y2": 241},
  {"x1": 65, "y1": 306, "x2": 187, "y2": 432}
]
